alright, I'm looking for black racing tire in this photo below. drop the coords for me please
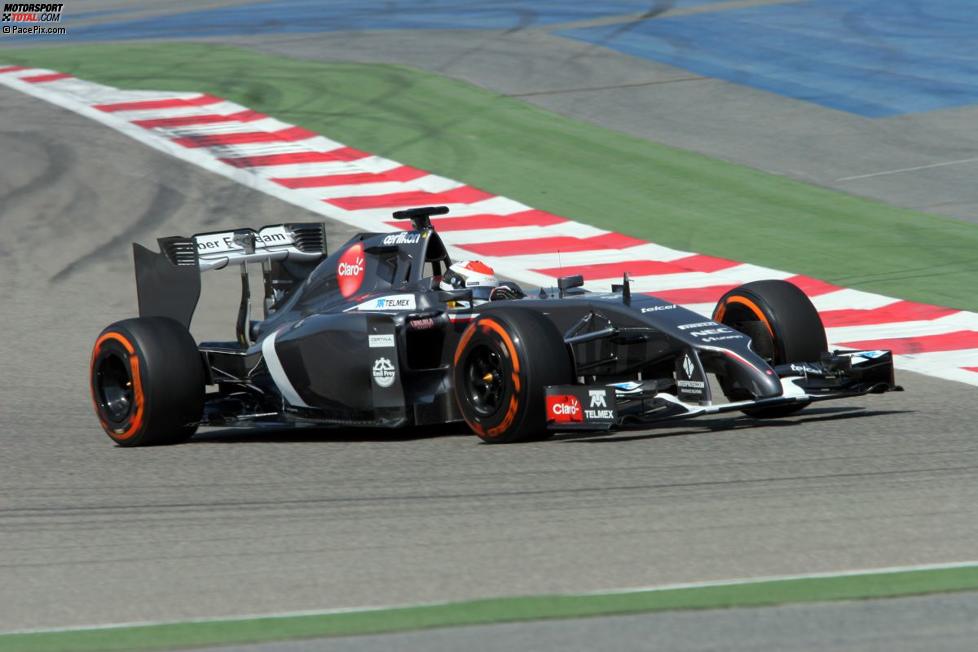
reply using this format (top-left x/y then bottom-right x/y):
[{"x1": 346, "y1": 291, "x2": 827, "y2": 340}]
[
  {"x1": 90, "y1": 316, "x2": 205, "y2": 446},
  {"x1": 453, "y1": 308, "x2": 573, "y2": 443},
  {"x1": 713, "y1": 280, "x2": 827, "y2": 418}
]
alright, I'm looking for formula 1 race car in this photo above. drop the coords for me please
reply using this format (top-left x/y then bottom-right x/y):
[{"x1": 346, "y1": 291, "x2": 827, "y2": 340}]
[{"x1": 89, "y1": 206, "x2": 899, "y2": 446}]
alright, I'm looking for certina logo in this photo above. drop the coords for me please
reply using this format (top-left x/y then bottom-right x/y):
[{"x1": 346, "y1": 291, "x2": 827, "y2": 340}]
[
  {"x1": 682, "y1": 355, "x2": 695, "y2": 379},
  {"x1": 372, "y1": 357, "x2": 396, "y2": 388},
  {"x1": 382, "y1": 232, "x2": 421, "y2": 246},
  {"x1": 546, "y1": 395, "x2": 582, "y2": 423},
  {"x1": 337, "y1": 243, "x2": 365, "y2": 298},
  {"x1": 368, "y1": 334, "x2": 395, "y2": 348},
  {"x1": 641, "y1": 304, "x2": 676, "y2": 313}
]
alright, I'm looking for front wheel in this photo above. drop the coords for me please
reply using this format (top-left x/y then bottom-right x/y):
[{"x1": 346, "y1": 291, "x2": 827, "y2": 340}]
[
  {"x1": 90, "y1": 316, "x2": 205, "y2": 446},
  {"x1": 713, "y1": 280, "x2": 827, "y2": 418},
  {"x1": 453, "y1": 308, "x2": 573, "y2": 443}
]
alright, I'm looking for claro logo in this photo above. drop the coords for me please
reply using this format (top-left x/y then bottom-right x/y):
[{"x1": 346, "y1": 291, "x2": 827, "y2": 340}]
[
  {"x1": 546, "y1": 395, "x2": 582, "y2": 423},
  {"x1": 337, "y1": 243, "x2": 366, "y2": 298}
]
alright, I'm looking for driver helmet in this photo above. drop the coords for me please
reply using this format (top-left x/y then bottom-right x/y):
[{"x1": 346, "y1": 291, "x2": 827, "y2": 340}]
[{"x1": 440, "y1": 260, "x2": 498, "y2": 306}]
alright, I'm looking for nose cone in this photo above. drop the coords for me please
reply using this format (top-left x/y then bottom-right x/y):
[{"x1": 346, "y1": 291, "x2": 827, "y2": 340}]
[{"x1": 725, "y1": 348, "x2": 783, "y2": 399}]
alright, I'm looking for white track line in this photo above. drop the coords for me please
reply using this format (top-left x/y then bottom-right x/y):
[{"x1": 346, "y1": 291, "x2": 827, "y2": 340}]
[
  {"x1": 837, "y1": 156, "x2": 978, "y2": 181},
  {"x1": 4, "y1": 560, "x2": 976, "y2": 636}
]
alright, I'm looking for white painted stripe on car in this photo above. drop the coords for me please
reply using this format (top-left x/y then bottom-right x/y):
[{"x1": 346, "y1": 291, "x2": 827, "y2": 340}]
[{"x1": 260, "y1": 329, "x2": 312, "y2": 408}]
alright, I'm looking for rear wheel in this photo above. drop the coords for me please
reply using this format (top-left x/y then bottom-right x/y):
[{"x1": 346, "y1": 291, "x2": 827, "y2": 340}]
[
  {"x1": 713, "y1": 280, "x2": 827, "y2": 418},
  {"x1": 90, "y1": 316, "x2": 205, "y2": 446},
  {"x1": 453, "y1": 308, "x2": 573, "y2": 443}
]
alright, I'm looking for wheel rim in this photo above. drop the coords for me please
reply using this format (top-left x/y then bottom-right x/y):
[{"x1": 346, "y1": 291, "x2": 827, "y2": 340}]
[
  {"x1": 464, "y1": 344, "x2": 505, "y2": 417},
  {"x1": 717, "y1": 303, "x2": 778, "y2": 364},
  {"x1": 95, "y1": 353, "x2": 134, "y2": 423}
]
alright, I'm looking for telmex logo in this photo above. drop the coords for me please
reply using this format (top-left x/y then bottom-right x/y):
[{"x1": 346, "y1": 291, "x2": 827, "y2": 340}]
[
  {"x1": 375, "y1": 298, "x2": 410, "y2": 308},
  {"x1": 352, "y1": 294, "x2": 417, "y2": 312}
]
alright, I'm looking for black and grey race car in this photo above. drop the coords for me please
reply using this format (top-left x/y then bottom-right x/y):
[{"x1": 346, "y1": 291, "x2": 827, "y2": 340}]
[{"x1": 89, "y1": 206, "x2": 900, "y2": 446}]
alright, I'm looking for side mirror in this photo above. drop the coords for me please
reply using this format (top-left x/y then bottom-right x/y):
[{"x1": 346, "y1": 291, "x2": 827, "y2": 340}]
[{"x1": 557, "y1": 274, "x2": 584, "y2": 298}]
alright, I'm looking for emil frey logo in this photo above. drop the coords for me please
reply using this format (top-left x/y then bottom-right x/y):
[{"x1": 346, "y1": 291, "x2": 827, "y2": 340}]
[{"x1": 372, "y1": 357, "x2": 396, "y2": 388}]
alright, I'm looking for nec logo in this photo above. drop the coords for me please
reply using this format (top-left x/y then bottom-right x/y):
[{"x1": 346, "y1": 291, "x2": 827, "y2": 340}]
[{"x1": 546, "y1": 395, "x2": 582, "y2": 423}]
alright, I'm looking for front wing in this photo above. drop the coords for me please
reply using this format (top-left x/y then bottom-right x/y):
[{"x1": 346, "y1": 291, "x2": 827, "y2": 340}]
[{"x1": 545, "y1": 350, "x2": 900, "y2": 431}]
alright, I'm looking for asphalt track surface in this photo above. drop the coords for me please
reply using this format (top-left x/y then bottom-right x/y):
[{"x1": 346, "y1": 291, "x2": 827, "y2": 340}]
[
  {"x1": 3, "y1": 2, "x2": 978, "y2": 644},
  {"x1": 192, "y1": 591, "x2": 978, "y2": 652},
  {"x1": 2, "y1": 88, "x2": 978, "y2": 634}
]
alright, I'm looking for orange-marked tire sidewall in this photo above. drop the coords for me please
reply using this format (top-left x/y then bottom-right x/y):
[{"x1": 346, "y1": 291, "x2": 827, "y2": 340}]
[
  {"x1": 454, "y1": 317, "x2": 525, "y2": 440},
  {"x1": 90, "y1": 331, "x2": 146, "y2": 442},
  {"x1": 713, "y1": 295, "x2": 775, "y2": 340}
]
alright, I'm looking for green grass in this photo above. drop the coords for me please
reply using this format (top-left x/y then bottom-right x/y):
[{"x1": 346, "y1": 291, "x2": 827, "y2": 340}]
[
  {"x1": 2, "y1": 566, "x2": 978, "y2": 652},
  {"x1": 3, "y1": 42, "x2": 978, "y2": 310}
]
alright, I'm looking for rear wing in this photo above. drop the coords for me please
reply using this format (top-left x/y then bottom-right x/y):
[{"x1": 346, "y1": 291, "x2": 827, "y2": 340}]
[
  {"x1": 134, "y1": 223, "x2": 326, "y2": 340},
  {"x1": 192, "y1": 224, "x2": 326, "y2": 271}
]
